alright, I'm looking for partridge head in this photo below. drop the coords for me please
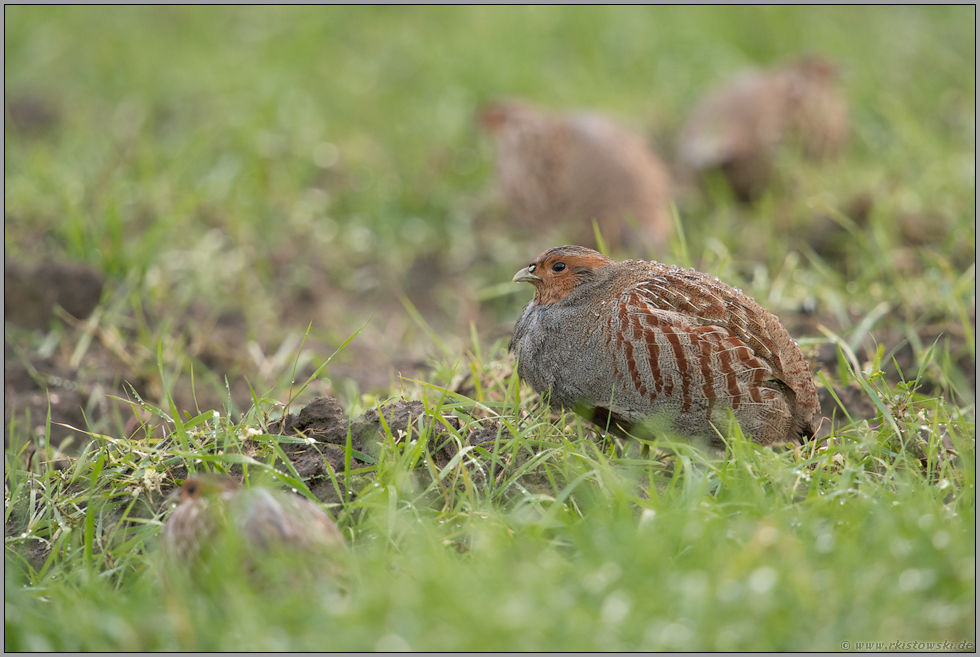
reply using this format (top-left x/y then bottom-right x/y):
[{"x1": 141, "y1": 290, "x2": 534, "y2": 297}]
[{"x1": 510, "y1": 246, "x2": 820, "y2": 447}]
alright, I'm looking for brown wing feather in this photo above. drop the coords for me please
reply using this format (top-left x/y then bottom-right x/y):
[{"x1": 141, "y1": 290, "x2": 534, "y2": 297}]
[
  {"x1": 629, "y1": 266, "x2": 820, "y2": 432},
  {"x1": 614, "y1": 271, "x2": 818, "y2": 443}
]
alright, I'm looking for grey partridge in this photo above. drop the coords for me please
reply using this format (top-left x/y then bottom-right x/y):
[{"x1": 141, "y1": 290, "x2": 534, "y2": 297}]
[
  {"x1": 480, "y1": 98, "x2": 674, "y2": 252},
  {"x1": 678, "y1": 55, "x2": 849, "y2": 201},
  {"x1": 159, "y1": 474, "x2": 345, "y2": 572},
  {"x1": 509, "y1": 246, "x2": 820, "y2": 447}
]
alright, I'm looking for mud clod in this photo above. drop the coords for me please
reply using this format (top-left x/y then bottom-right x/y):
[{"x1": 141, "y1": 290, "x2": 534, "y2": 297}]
[
  {"x1": 268, "y1": 397, "x2": 359, "y2": 503},
  {"x1": 270, "y1": 396, "x2": 477, "y2": 501},
  {"x1": 269, "y1": 396, "x2": 353, "y2": 447},
  {"x1": 350, "y1": 400, "x2": 462, "y2": 466},
  {"x1": 466, "y1": 422, "x2": 513, "y2": 447}
]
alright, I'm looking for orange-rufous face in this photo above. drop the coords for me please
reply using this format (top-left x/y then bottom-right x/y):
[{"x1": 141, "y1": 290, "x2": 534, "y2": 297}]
[{"x1": 513, "y1": 246, "x2": 613, "y2": 305}]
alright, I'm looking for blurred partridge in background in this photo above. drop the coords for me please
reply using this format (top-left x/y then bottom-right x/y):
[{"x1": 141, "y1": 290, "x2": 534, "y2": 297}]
[
  {"x1": 678, "y1": 55, "x2": 849, "y2": 201},
  {"x1": 160, "y1": 474, "x2": 346, "y2": 582},
  {"x1": 510, "y1": 246, "x2": 820, "y2": 447},
  {"x1": 480, "y1": 98, "x2": 675, "y2": 253}
]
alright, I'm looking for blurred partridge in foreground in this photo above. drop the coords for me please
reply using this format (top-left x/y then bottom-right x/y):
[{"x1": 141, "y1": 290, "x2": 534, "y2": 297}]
[
  {"x1": 160, "y1": 475, "x2": 345, "y2": 577},
  {"x1": 678, "y1": 56, "x2": 849, "y2": 201},
  {"x1": 510, "y1": 246, "x2": 820, "y2": 446},
  {"x1": 480, "y1": 98, "x2": 674, "y2": 252}
]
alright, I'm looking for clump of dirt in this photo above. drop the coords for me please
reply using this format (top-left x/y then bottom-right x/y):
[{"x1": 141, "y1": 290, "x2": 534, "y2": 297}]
[
  {"x1": 4, "y1": 260, "x2": 106, "y2": 330},
  {"x1": 466, "y1": 422, "x2": 514, "y2": 447},
  {"x1": 265, "y1": 396, "x2": 356, "y2": 503},
  {"x1": 349, "y1": 400, "x2": 462, "y2": 464},
  {"x1": 269, "y1": 396, "x2": 352, "y2": 446},
  {"x1": 268, "y1": 396, "x2": 518, "y2": 503}
]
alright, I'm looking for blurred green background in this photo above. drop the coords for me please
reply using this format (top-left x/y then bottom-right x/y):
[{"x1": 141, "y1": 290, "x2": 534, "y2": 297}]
[{"x1": 6, "y1": 6, "x2": 973, "y2": 327}]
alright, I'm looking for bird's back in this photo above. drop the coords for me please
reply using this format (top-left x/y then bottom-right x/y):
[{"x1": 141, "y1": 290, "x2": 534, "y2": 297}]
[{"x1": 615, "y1": 259, "x2": 820, "y2": 441}]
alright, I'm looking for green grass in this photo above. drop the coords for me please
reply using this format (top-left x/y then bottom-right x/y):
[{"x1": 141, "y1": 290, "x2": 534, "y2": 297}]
[
  {"x1": 4, "y1": 5, "x2": 975, "y2": 651},
  {"x1": 3, "y1": 340, "x2": 976, "y2": 650}
]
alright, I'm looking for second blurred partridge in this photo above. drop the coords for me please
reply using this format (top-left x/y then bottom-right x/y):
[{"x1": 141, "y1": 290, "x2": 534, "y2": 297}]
[
  {"x1": 678, "y1": 56, "x2": 849, "y2": 201},
  {"x1": 160, "y1": 474, "x2": 345, "y2": 576},
  {"x1": 480, "y1": 99, "x2": 674, "y2": 252}
]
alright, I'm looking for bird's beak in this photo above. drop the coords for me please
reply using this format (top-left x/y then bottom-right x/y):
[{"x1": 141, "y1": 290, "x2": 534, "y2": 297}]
[{"x1": 512, "y1": 267, "x2": 541, "y2": 284}]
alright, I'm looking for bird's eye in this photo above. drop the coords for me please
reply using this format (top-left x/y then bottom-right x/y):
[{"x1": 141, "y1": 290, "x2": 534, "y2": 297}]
[
  {"x1": 186, "y1": 483, "x2": 197, "y2": 495},
  {"x1": 552, "y1": 262, "x2": 566, "y2": 272},
  {"x1": 528, "y1": 264, "x2": 536, "y2": 273}
]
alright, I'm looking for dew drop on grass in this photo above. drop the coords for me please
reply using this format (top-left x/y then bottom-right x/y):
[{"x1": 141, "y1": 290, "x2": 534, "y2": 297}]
[
  {"x1": 600, "y1": 590, "x2": 631, "y2": 625},
  {"x1": 682, "y1": 571, "x2": 709, "y2": 603},
  {"x1": 714, "y1": 626, "x2": 743, "y2": 651},
  {"x1": 748, "y1": 566, "x2": 778, "y2": 594},
  {"x1": 646, "y1": 619, "x2": 694, "y2": 650},
  {"x1": 931, "y1": 531, "x2": 951, "y2": 549},
  {"x1": 757, "y1": 526, "x2": 779, "y2": 546},
  {"x1": 926, "y1": 602, "x2": 962, "y2": 628},
  {"x1": 899, "y1": 568, "x2": 934, "y2": 591},
  {"x1": 890, "y1": 538, "x2": 912, "y2": 558},
  {"x1": 374, "y1": 634, "x2": 411, "y2": 652}
]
